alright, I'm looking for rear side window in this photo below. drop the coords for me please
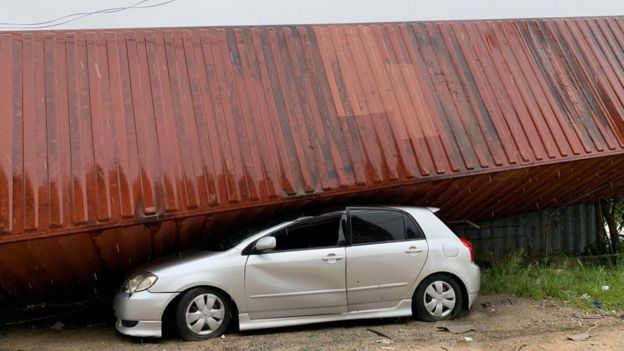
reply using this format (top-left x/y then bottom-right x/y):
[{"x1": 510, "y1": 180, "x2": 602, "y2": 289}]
[
  {"x1": 273, "y1": 215, "x2": 341, "y2": 251},
  {"x1": 351, "y1": 210, "x2": 405, "y2": 245},
  {"x1": 406, "y1": 214, "x2": 425, "y2": 240}
]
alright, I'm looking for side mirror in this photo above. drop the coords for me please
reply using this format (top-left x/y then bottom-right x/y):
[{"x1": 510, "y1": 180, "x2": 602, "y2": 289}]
[{"x1": 254, "y1": 236, "x2": 276, "y2": 252}]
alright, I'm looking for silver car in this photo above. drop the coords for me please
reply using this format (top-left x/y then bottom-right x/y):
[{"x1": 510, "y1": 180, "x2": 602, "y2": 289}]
[{"x1": 114, "y1": 206, "x2": 480, "y2": 340}]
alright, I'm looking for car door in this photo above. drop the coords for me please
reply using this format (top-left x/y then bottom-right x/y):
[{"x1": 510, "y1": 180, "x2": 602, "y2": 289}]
[
  {"x1": 244, "y1": 214, "x2": 348, "y2": 319},
  {"x1": 345, "y1": 208, "x2": 428, "y2": 312}
]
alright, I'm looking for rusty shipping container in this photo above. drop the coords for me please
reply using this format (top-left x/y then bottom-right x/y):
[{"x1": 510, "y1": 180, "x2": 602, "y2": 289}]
[{"x1": 2, "y1": 16, "x2": 624, "y2": 303}]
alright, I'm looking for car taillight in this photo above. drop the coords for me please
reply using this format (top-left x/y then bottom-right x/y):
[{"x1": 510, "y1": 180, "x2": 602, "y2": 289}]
[{"x1": 459, "y1": 237, "x2": 475, "y2": 262}]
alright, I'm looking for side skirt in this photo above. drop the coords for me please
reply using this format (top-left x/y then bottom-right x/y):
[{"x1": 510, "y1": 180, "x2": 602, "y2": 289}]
[{"x1": 238, "y1": 299, "x2": 412, "y2": 331}]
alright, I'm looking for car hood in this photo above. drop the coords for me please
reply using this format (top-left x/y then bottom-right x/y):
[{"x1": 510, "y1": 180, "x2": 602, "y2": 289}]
[{"x1": 132, "y1": 249, "x2": 228, "y2": 276}]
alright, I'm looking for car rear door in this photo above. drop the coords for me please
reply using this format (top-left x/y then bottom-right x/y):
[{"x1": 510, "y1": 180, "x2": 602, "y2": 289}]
[
  {"x1": 345, "y1": 208, "x2": 428, "y2": 312},
  {"x1": 244, "y1": 214, "x2": 348, "y2": 319}
]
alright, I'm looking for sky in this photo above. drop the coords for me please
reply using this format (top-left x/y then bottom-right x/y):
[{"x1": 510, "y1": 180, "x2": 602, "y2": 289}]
[{"x1": 0, "y1": 0, "x2": 623, "y2": 30}]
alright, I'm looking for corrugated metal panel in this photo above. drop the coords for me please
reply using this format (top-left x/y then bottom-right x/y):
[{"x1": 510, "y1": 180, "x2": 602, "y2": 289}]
[
  {"x1": 2, "y1": 17, "x2": 624, "y2": 241},
  {"x1": 1, "y1": 17, "x2": 624, "y2": 302},
  {"x1": 457, "y1": 203, "x2": 598, "y2": 255}
]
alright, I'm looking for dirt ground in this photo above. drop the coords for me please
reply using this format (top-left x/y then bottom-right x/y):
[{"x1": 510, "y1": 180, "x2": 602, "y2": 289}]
[{"x1": 0, "y1": 295, "x2": 622, "y2": 351}]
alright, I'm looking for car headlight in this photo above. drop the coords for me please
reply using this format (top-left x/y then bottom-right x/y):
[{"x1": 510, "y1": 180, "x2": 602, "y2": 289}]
[{"x1": 122, "y1": 272, "x2": 158, "y2": 293}]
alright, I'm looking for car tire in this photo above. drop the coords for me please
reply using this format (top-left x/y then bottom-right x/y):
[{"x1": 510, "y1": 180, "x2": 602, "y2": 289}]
[
  {"x1": 413, "y1": 274, "x2": 463, "y2": 322},
  {"x1": 174, "y1": 287, "x2": 232, "y2": 341}
]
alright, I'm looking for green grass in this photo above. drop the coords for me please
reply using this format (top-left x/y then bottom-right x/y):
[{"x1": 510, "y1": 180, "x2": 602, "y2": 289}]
[{"x1": 481, "y1": 256, "x2": 624, "y2": 311}]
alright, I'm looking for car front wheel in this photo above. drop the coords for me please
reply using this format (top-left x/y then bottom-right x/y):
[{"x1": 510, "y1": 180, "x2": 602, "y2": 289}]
[
  {"x1": 174, "y1": 287, "x2": 232, "y2": 340},
  {"x1": 413, "y1": 274, "x2": 463, "y2": 321}
]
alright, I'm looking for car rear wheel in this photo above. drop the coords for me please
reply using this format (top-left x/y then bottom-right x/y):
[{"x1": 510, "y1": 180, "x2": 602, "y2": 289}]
[
  {"x1": 174, "y1": 287, "x2": 232, "y2": 340},
  {"x1": 413, "y1": 274, "x2": 463, "y2": 321}
]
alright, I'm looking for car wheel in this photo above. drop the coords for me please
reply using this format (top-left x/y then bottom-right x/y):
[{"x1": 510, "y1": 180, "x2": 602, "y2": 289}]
[
  {"x1": 413, "y1": 274, "x2": 463, "y2": 322},
  {"x1": 174, "y1": 287, "x2": 232, "y2": 341}
]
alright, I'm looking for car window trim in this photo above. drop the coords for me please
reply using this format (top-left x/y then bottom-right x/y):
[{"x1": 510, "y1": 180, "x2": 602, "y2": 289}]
[
  {"x1": 249, "y1": 244, "x2": 346, "y2": 255},
  {"x1": 348, "y1": 236, "x2": 425, "y2": 247}
]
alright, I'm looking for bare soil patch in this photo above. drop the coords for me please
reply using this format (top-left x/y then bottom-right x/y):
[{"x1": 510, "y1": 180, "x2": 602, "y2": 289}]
[{"x1": 0, "y1": 295, "x2": 622, "y2": 351}]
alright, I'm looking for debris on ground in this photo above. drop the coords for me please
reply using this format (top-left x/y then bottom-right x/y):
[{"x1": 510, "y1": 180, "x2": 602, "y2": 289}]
[
  {"x1": 50, "y1": 322, "x2": 64, "y2": 331},
  {"x1": 376, "y1": 339, "x2": 393, "y2": 345},
  {"x1": 573, "y1": 312, "x2": 603, "y2": 320},
  {"x1": 463, "y1": 336, "x2": 474, "y2": 342},
  {"x1": 566, "y1": 323, "x2": 597, "y2": 342},
  {"x1": 592, "y1": 299, "x2": 603, "y2": 309},
  {"x1": 437, "y1": 324, "x2": 476, "y2": 334},
  {"x1": 480, "y1": 298, "x2": 514, "y2": 312},
  {"x1": 567, "y1": 332, "x2": 591, "y2": 341},
  {"x1": 367, "y1": 328, "x2": 392, "y2": 339},
  {"x1": 580, "y1": 293, "x2": 592, "y2": 301}
]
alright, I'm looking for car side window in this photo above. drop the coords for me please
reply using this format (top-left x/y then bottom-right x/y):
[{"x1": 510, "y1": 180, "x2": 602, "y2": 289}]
[
  {"x1": 405, "y1": 214, "x2": 426, "y2": 240},
  {"x1": 350, "y1": 210, "x2": 406, "y2": 245},
  {"x1": 272, "y1": 215, "x2": 341, "y2": 251}
]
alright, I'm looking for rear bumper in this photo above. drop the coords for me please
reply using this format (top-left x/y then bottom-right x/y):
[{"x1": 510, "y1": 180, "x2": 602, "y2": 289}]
[
  {"x1": 466, "y1": 263, "x2": 480, "y2": 308},
  {"x1": 113, "y1": 290, "x2": 178, "y2": 338},
  {"x1": 468, "y1": 291, "x2": 479, "y2": 308}
]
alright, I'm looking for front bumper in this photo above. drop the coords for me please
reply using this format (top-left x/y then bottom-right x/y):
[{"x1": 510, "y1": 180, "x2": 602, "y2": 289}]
[{"x1": 113, "y1": 290, "x2": 178, "y2": 338}]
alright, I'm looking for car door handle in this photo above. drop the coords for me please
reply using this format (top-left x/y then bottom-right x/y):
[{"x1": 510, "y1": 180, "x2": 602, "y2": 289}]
[
  {"x1": 405, "y1": 246, "x2": 423, "y2": 254},
  {"x1": 322, "y1": 254, "x2": 344, "y2": 262}
]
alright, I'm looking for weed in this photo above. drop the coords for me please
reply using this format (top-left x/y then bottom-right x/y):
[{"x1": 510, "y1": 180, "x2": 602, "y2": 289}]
[{"x1": 481, "y1": 255, "x2": 624, "y2": 310}]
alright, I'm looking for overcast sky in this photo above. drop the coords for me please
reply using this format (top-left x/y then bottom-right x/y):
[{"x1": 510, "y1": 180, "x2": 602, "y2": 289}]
[{"x1": 0, "y1": 0, "x2": 624, "y2": 30}]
